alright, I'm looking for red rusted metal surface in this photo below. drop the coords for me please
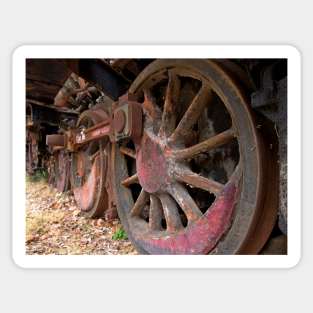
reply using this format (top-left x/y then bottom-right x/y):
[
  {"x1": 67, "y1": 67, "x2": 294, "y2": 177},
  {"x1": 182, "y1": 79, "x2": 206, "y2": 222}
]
[
  {"x1": 47, "y1": 150, "x2": 70, "y2": 192},
  {"x1": 136, "y1": 133, "x2": 168, "y2": 193},
  {"x1": 75, "y1": 119, "x2": 111, "y2": 145},
  {"x1": 73, "y1": 153, "x2": 100, "y2": 211},
  {"x1": 46, "y1": 134, "x2": 66, "y2": 147},
  {"x1": 136, "y1": 181, "x2": 238, "y2": 254},
  {"x1": 54, "y1": 150, "x2": 70, "y2": 192},
  {"x1": 112, "y1": 94, "x2": 143, "y2": 143},
  {"x1": 113, "y1": 110, "x2": 126, "y2": 133},
  {"x1": 54, "y1": 74, "x2": 91, "y2": 108}
]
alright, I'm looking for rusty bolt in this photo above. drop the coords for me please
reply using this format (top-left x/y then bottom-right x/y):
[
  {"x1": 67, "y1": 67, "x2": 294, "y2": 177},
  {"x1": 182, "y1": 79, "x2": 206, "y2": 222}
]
[{"x1": 113, "y1": 110, "x2": 126, "y2": 133}]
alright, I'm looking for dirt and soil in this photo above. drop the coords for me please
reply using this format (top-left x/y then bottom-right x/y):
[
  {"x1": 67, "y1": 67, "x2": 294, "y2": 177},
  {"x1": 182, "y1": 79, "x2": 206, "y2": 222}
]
[{"x1": 26, "y1": 178, "x2": 137, "y2": 255}]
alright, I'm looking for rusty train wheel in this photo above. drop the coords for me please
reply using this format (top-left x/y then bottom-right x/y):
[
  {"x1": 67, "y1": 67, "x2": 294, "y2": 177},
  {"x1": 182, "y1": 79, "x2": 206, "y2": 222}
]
[
  {"x1": 70, "y1": 108, "x2": 110, "y2": 218},
  {"x1": 47, "y1": 150, "x2": 71, "y2": 192},
  {"x1": 54, "y1": 150, "x2": 71, "y2": 192},
  {"x1": 26, "y1": 130, "x2": 39, "y2": 175},
  {"x1": 112, "y1": 59, "x2": 278, "y2": 254}
]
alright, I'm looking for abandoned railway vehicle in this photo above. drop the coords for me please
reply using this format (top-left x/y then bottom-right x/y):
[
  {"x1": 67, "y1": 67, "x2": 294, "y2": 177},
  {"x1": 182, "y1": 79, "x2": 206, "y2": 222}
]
[{"x1": 26, "y1": 58, "x2": 287, "y2": 255}]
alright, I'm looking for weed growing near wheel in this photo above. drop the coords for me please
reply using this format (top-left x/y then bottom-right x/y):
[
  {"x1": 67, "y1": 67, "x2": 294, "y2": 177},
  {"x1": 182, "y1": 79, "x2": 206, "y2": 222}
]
[
  {"x1": 112, "y1": 228, "x2": 128, "y2": 240},
  {"x1": 26, "y1": 169, "x2": 48, "y2": 183}
]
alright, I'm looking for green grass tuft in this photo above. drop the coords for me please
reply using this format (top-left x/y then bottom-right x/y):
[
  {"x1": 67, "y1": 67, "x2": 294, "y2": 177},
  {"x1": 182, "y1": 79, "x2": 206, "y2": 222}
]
[
  {"x1": 112, "y1": 228, "x2": 128, "y2": 240},
  {"x1": 26, "y1": 169, "x2": 48, "y2": 182}
]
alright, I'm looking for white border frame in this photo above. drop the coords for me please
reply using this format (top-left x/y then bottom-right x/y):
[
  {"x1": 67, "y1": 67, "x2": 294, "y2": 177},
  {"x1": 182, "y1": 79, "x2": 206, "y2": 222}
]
[{"x1": 12, "y1": 45, "x2": 301, "y2": 268}]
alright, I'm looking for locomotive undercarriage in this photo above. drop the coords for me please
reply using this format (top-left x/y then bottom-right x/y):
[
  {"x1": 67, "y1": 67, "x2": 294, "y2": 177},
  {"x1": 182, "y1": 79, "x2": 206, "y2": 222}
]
[{"x1": 26, "y1": 58, "x2": 287, "y2": 254}]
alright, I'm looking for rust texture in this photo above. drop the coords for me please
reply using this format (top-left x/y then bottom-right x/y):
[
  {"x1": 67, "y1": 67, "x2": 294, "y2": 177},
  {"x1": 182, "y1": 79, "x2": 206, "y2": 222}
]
[{"x1": 137, "y1": 182, "x2": 238, "y2": 254}]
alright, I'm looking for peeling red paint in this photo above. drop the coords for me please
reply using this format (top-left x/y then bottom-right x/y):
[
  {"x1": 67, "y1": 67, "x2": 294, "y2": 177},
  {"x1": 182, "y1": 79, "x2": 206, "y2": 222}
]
[
  {"x1": 73, "y1": 155, "x2": 99, "y2": 211},
  {"x1": 136, "y1": 182, "x2": 237, "y2": 254},
  {"x1": 136, "y1": 134, "x2": 168, "y2": 193}
]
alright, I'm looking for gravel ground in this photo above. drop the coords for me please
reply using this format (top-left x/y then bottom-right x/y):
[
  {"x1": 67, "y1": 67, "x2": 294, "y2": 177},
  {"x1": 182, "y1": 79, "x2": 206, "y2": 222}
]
[{"x1": 26, "y1": 179, "x2": 137, "y2": 255}]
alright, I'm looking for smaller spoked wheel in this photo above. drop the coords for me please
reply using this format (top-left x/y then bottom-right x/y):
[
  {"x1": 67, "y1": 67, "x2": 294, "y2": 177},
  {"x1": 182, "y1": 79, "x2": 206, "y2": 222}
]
[
  {"x1": 51, "y1": 150, "x2": 70, "y2": 192},
  {"x1": 112, "y1": 59, "x2": 278, "y2": 254},
  {"x1": 26, "y1": 130, "x2": 39, "y2": 175},
  {"x1": 70, "y1": 108, "x2": 110, "y2": 218}
]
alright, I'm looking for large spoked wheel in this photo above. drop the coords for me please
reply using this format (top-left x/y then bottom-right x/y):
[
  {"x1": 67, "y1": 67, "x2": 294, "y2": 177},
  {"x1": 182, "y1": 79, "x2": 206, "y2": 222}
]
[
  {"x1": 70, "y1": 108, "x2": 110, "y2": 218},
  {"x1": 113, "y1": 59, "x2": 278, "y2": 254}
]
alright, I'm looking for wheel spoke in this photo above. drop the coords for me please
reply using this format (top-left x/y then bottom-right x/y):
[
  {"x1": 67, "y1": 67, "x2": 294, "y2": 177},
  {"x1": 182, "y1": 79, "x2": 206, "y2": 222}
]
[
  {"x1": 121, "y1": 173, "x2": 139, "y2": 187},
  {"x1": 173, "y1": 128, "x2": 235, "y2": 160},
  {"x1": 158, "y1": 71, "x2": 180, "y2": 137},
  {"x1": 120, "y1": 146, "x2": 136, "y2": 159},
  {"x1": 169, "y1": 182, "x2": 203, "y2": 222},
  {"x1": 143, "y1": 89, "x2": 162, "y2": 120},
  {"x1": 174, "y1": 170, "x2": 224, "y2": 195},
  {"x1": 169, "y1": 84, "x2": 212, "y2": 142},
  {"x1": 149, "y1": 195, "x2": 163, "y2": 230},
  {"x1": 159, "y1": 193, "x2": 183, "y2": 232},
  {"x1": 130, "y1": 189, "x2": 149, "y2": 216}
]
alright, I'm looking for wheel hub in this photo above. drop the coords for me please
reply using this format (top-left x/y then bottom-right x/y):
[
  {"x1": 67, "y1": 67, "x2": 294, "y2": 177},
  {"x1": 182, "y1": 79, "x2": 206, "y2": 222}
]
[{"x1": 136, "y1": 132, "x2": 171, "y2": 193}]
